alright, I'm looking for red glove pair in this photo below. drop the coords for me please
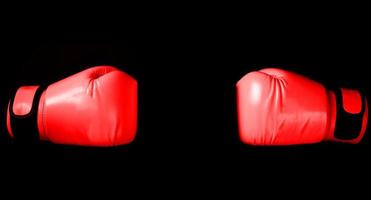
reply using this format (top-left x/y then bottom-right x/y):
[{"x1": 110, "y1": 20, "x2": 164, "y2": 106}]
[{"x1": 6, "y1": 66, "x2": 368, "y2": 146}]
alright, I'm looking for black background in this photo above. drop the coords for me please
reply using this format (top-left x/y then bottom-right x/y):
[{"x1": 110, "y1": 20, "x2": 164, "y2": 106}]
[{"x1": 0, "y1": 6, "x2": 370, "y2": 194}]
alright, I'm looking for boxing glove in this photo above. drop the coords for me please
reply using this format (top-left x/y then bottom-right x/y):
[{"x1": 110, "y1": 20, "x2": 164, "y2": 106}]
[
  {"x1": 237, "y1": 68, "x2": 368, "y2": 145},
  {"x1": 7, "y1": 66, "x2": 137, "y2": 146}
]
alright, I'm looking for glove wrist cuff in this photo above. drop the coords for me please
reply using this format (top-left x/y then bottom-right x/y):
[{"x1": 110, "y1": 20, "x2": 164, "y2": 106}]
[
  {"x1": 328, "y1": 88, "x2": 368, "y2": 144},
  {"x1": 7, "y1": 85, "x2": 45, "y2": 143}
]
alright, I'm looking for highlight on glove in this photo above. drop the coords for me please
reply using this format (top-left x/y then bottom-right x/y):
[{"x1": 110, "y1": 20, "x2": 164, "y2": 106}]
[
  {"x1": 7, "y1": 66, "x2": 138, "y2": 147},
  {"x1": 236, "y1": 68, "x2": 368, "y2": 145}
]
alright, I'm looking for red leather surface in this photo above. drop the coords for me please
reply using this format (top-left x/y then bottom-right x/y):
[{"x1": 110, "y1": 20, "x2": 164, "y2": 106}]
[
  {"x1": 7, "y1": 66, "x2": 137, "y2": 146},
  {"x1": 237, "y1": 68, "x2": 333, "y2": 145}
]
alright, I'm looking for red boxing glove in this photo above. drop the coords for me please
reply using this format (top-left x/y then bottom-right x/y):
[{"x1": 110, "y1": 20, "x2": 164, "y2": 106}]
[
  {"x1": 7, "y1": 66, "x2": 137, "y2": 146},
  {"x1": 237, "y1": 68, "x2": 368, "y2": 145}
]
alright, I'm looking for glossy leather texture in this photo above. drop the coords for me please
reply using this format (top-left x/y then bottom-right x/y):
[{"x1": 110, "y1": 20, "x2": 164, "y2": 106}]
[
  {"x1": 237, "y1": 68, "x2": 367, "y2": 145},
  {"x1": 7, "y1": 66, "x2": 137, "y2": 146}
]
